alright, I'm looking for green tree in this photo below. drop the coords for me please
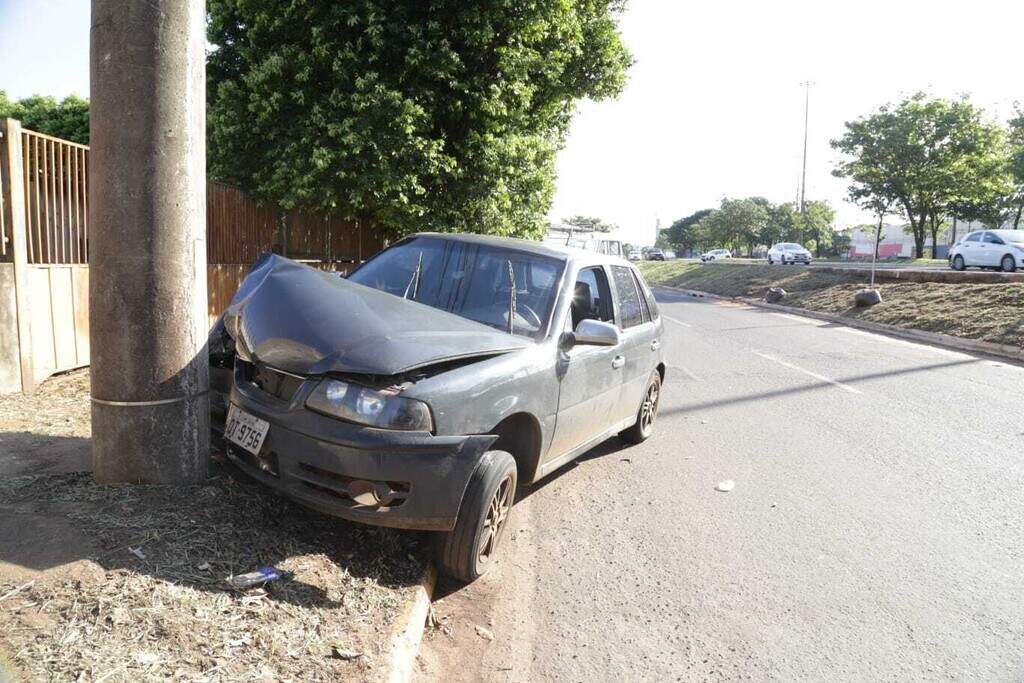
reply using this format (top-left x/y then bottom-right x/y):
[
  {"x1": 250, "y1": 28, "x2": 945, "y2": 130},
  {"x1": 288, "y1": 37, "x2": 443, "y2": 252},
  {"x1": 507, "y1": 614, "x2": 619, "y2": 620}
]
[
  {"x1": 794, "y1": 200, "x2": 836, "y2": 257},
  {"x1": 563, "y1": 215, "x2": 618, "y2": 233},
  {"x1": 1007, "y1": 108, "x2": 1024, "y2": 229},
  {"x1": 832, "y1": 93, "x2": 1007, "y2": 257},
  {"x1": 207, "y1": 0, "x2": 632, "y2": 239},
  {"x1": 696, "y1": 198, "x2": 769, "y2": 256},
  {"x1": 665, "y1": 209, "x2": 712, "y2": 253},
  {"x1": 0, "y1": 91, "x2": 90, "y2": 144}
]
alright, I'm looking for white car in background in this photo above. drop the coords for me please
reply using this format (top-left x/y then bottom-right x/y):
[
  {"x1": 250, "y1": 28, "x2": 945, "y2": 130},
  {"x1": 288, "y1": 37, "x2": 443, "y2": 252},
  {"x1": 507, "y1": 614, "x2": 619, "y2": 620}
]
[
  {"x1": 949, "y1": 230, "x2": 1024, "y2": 272},
  {"x1": 768, "y1": 243, "x2": 812, "y2": 265},
  {"x1": 701, "y1": 249, "x2": 731, "y2": 262}
]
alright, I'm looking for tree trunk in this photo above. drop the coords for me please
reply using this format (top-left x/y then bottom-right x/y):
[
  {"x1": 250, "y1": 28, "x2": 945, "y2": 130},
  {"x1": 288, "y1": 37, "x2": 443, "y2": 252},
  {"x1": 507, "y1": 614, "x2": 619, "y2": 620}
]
[
  {"x1": 1015, "y1": 200, "x2": 1023, "y2": 231},
  {"x1": 950, "y1": 215, "x2": 958, "y2": 245}
]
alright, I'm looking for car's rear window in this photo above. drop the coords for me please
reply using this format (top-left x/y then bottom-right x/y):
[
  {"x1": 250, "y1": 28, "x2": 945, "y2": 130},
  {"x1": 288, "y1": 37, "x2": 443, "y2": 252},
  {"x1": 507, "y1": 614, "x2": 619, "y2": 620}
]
[{"x1": 348, "y1": 237, "x2": 564, "y2": 339}]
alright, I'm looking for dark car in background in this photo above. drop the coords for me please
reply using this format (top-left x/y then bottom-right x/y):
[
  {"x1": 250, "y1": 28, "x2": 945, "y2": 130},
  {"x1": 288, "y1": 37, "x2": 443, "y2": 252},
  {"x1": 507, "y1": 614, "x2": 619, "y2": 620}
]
[
  {"x1": 646, "y1": 248, "x2": 666, "y2": 261},
  {"x1": 209, "y1": 234, "x2": 665, "y2": 581}
]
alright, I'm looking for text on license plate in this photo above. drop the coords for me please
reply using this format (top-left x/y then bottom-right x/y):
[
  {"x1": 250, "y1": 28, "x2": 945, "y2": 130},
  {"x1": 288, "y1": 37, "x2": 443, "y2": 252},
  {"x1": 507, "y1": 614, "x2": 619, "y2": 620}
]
[{"x1": 224, "y1": 405, "x2": 270, "y2": 456}]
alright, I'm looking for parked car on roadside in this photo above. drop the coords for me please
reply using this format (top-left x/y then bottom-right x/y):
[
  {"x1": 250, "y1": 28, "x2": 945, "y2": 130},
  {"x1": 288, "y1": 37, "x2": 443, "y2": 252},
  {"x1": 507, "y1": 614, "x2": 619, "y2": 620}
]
[
  {"x1": 663, "y1": 249, "x2": 676, "y2": 259},
  {"x1": 646, "y1": 248, "x2": 665, "y2": 261},
  {"x1": 701, "y1": 249, "x2": 731, "y2": 262},
  {"x1": 209, "y1": 234, "x2": 665, "y2": 582},
  {"x1": 627, "y1": 249, "x2": 643, "y2": 261},
  {"x1": 948, "y1": 230, "x2": 1024, "y2": 272},
  {"x1": 768, "y1": 243, "x2": 812, "y2": 265}
]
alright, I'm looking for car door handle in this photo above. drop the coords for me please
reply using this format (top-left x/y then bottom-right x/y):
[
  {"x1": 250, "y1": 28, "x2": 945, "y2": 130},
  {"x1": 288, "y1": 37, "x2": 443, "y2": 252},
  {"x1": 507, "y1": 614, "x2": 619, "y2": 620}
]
[
  {"x1": 650, "y1": 340, "x2": 660, "y2": 351},
  {"x1": 612, "y1": 355, "x2": 625, "y2": 369}
]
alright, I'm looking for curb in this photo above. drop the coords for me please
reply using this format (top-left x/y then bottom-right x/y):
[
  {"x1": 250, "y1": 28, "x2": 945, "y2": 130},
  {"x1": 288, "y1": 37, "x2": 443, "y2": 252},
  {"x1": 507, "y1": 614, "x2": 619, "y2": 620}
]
[
  {"x1": 653, "y1": 284, "x2": 1024, "y2": 364},
  {"x1": 385, "y1": 562, "x2": 436, "y2": 683}
]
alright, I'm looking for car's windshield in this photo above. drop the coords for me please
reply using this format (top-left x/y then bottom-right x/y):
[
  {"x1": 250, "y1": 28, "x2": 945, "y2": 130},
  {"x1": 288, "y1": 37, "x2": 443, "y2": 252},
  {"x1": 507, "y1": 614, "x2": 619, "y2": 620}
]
[
  {"x1": 783, "y1": 243, "x2": 804, "y2": 250},
  {"x1": 348, "y1": 237, "x2": 564, "y2": 340}
]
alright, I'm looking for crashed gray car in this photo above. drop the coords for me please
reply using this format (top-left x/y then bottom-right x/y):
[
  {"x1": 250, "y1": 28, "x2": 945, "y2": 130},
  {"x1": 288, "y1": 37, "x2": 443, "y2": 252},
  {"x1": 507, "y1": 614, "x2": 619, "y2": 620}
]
[{"x1": 209, "y1": 233, "x2": 665, "y2": 581}]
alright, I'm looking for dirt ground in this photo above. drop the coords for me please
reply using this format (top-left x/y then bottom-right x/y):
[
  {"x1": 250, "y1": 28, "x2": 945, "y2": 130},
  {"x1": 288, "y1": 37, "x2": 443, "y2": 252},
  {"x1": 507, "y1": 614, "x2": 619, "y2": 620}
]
[
  {"x1": 0, "y1": 371, "x2": 426, "y2": 682},
  {"x1": 640, "y1": 261, "x2": 1024, "y2": 348}
]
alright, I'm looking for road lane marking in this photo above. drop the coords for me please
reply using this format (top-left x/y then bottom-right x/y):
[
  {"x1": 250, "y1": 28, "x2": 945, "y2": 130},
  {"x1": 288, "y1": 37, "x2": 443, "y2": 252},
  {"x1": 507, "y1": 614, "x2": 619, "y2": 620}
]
[
  {"x1": 751, "y1": 350, "x2": 863, "y2": 394},
  {"x1": 770, "y1": 312, "x2": 824, "y2": 326},
  {"x1": 662, "y1": 314, "x2": 692, "y2": 328}
]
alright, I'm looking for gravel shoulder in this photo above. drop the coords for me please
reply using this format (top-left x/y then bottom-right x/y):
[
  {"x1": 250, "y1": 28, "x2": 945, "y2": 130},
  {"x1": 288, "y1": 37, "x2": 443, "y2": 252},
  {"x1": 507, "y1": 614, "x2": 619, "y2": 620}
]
[
  {"x1": 0, "y1": 370, "x2": 426, "y2": 682},
  {"x1": 639, "y1": 261, "x2": 1024, "y2": 348}
]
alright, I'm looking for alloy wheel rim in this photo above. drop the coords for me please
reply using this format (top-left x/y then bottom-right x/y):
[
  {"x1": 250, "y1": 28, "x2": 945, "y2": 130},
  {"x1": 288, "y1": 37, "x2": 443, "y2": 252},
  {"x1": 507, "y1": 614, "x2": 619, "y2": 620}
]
[
  {"x1": 478, "y1": 475, "x2": 513, "y2": 564},
  {"x1": 641, "y1": 382, "x2": 660, "y2": 433}
]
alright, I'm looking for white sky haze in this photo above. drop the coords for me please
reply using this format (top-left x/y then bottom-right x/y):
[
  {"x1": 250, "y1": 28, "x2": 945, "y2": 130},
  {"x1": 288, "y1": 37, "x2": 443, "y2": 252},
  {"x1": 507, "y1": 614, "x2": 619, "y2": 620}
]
[{"x1": 2, "y1": 0, "x2": 1021, "y2": 245}]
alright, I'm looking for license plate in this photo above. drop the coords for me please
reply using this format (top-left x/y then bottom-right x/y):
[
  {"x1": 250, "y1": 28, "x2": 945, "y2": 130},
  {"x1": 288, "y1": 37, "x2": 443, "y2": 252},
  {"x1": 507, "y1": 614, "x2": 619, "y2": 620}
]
[{"x1": 224, "y1": 404, "x2": 270, "y2": 456}]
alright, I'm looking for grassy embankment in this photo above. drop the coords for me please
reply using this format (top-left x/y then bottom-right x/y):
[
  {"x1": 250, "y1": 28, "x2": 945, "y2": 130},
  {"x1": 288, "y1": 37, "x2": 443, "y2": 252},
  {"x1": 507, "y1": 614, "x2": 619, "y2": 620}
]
[{"x1": 640, "y1": 261, "x2": 1024, "y2": 348}]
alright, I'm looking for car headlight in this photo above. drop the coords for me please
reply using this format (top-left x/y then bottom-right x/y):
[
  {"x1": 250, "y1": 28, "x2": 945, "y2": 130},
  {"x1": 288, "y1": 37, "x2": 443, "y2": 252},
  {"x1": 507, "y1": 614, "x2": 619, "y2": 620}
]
[{"x1": 305, "y1": 379, "x2": 433, "y2": 431}]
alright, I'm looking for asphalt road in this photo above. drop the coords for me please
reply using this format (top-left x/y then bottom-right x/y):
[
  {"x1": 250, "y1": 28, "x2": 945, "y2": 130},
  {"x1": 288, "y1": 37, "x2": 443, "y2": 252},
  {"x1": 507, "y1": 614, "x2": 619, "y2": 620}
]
[{"x1": 417, "y1": 289, "x2": 1024, "y2": 681}]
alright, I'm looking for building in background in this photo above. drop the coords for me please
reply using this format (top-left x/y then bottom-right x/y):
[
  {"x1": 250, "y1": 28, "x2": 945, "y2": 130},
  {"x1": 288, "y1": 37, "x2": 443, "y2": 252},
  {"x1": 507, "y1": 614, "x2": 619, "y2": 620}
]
[{"x1": 845, "y1": 220, "x2": 999, "y2": 259}]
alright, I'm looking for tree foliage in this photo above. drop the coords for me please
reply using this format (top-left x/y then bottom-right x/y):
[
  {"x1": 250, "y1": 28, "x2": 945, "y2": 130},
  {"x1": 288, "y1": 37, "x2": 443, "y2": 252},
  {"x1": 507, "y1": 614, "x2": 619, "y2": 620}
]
[
  {"x1": 832, "y1": 93, "x2": 1009, "y2": 257},
  {"x1": 207, "y1": 0, "x2": 632, "y2": 239},
  {"x1": 663, "y1": 209, "x2": 712, "y2": 253},
  {"x1": 0, "y1": 91, "x2": 90, "y2": 144},
  {"x1": 562, "y1": 215, "x2": 618, "y2": 233}
]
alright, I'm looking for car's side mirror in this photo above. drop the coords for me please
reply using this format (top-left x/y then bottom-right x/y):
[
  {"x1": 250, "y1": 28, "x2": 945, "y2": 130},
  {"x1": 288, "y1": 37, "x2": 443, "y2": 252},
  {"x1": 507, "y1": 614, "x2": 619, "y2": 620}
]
[{"x1": 567, "y1": 319, "x2": 620, "y2": 347}]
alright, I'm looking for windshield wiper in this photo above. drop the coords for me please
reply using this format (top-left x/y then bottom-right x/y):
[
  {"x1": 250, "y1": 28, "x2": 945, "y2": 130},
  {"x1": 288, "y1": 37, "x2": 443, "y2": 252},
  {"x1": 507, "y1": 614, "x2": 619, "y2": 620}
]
[
  {"x1": 506, "y1": 259, "x2": 516, "y2": 335},
  {"x1": 403, "y1": 251, "x2": 423, "y2": 300}
]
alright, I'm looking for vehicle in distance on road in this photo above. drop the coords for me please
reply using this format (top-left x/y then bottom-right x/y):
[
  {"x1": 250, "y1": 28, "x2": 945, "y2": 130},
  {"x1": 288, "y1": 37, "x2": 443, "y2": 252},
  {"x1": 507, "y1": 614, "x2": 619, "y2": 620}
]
[
  {"x1": 663, "y1": 249, "x2": 676, "y2": 259},
  {"x1": 701, "y1": 248, "x2": 731, "y2": 261},
  {"x1": 948, "y1": 230, "x2": 1023, "y2": 272},
  {"x1": 768, "y1": 242, "x2": 813, "y2": 265},
  {"x1": 209, "y1": 234, "x2": 665, "y2": 582},
  {"x1": 646, "y1": 248, "x2": 666, "y2": 261},
  {"x1": 627, "y1": 249, "x2": 643, "y2": 260}
]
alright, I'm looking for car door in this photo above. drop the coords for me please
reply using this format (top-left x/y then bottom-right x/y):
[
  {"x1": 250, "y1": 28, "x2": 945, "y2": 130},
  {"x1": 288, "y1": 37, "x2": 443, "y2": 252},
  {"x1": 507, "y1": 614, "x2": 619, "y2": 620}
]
[
  {"x1": 982, "y1": 231, "x2": 1006, "y2": 265},
  {"x1": 608, "y1": 265, "x2": 659, "y2": 425},
  {"x1": 548, "y1": 265, "x2": 624, "y2": 459},
  {"x1": 961, "y1": 232, "x2": 982, "y2": 265}
]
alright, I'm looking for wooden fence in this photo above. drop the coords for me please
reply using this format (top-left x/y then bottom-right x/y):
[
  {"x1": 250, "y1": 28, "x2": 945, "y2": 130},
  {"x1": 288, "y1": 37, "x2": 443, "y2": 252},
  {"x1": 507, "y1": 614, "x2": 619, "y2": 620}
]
[{"x1": 0, "y1": 119, "x2": 384, "y2": 393}]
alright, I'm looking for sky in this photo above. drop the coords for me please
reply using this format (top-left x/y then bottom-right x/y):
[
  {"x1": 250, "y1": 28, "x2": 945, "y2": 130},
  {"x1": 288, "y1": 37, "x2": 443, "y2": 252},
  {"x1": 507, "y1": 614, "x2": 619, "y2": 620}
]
[{"x1": 2, "y1": 0, "x2": 1021, "y2": 245}]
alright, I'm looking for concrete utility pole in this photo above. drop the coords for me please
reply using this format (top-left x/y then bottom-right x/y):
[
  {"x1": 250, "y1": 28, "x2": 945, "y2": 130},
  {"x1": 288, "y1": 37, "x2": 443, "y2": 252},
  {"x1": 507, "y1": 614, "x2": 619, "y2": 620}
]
[
  {"x1": 799, "y1": 81, "x2": 812, "y2": 214},
  {"x1": 90, "y1": 0, "x2": 209, "y2": 484}
]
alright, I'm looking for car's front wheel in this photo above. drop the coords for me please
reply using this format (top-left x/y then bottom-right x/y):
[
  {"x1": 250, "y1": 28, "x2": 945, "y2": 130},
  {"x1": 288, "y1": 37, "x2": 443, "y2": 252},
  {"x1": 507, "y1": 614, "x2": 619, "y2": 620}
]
[
  {"x1": 951, "y1": 254, "x2": 965, "y2": 271},
  {"x1": 435, "y1": 450, "x2": 517, "y2": 582},
  {"x1": 620, "y1": 371, "x2": 661, "y2": 445},
  {"x1": 1001, "y1": 255, "x2": 1016, "y2": 272}
]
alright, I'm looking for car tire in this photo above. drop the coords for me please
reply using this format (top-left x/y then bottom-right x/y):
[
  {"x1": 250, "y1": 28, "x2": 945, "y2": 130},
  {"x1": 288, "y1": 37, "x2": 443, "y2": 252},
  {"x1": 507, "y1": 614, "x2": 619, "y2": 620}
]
[
  {"x1": 435, "y1": 450, "x2": 517, "y2": 583},
  {"x1": 1000, "y1": 255, "x2": 1016, "y2": 272},
  {"x1": 620, "y1": 371, "x2": 662, "y2": 445},
  {"x1": 768, "y1": 257, "x2": 773, "y2": 265},
  {"x1": 951, "y1": 255, "x2": 965, "y2": 271}
]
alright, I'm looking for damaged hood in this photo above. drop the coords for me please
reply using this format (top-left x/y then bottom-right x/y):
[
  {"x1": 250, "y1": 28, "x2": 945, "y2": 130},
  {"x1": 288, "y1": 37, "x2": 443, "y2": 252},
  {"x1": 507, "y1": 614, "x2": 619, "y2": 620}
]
[{"x1": 223, "y1": 254, "x2": 529, "y2": 377}]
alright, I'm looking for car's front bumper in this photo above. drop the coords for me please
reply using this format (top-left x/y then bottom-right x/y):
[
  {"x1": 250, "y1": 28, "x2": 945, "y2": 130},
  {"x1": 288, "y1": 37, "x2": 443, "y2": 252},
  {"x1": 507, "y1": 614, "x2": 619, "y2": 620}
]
[{"x1": 218, "y1": 367, "x2": 494, "y2": 531}]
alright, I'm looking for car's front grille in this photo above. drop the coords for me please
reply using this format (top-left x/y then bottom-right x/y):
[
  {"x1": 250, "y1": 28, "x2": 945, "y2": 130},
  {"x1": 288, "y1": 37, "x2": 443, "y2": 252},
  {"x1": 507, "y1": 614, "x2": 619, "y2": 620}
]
[{"x1": 239, "y1": 360, "x2": 305, "y2": 402}]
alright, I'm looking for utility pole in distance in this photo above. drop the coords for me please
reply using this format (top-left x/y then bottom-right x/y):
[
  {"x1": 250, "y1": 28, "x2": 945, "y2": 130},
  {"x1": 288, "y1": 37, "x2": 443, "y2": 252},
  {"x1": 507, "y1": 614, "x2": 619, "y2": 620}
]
[
  {"x1": 799, "y1": 81, "x2": 812, "y2": 214},
  {"x1": 90, "y1": 0, "x2": 209, "y2": 484}
]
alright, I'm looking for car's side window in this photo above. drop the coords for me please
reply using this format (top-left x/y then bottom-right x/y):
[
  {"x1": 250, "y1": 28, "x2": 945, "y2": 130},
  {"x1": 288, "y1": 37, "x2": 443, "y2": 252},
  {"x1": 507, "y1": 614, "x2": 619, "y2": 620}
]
[
  {"x1": 570, "y1": 266, "x2": 613, "y2": 329},
  {"x1": 984, "y1": 232, "x2": 1004, "y2": 245},
  {"x1": 611, "y1": 265, "x2": 643, "y2": 329},
  {"x1": 633, "y1": 270, "x2": 659, "y2": 321},
  {"x1": 965, "y1": 232, "x2": 982, "y2": 243}
]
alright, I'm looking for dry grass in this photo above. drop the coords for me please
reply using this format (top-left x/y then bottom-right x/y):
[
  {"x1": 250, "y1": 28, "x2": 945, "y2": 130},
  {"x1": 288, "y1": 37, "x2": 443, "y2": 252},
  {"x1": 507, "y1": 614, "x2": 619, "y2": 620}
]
[
  {"x1": 641, "y1": 262, "x2": 1024, "y2": 348},
  {"x1": 0, "y1": 372, "x2": 427, "y2": 682}
]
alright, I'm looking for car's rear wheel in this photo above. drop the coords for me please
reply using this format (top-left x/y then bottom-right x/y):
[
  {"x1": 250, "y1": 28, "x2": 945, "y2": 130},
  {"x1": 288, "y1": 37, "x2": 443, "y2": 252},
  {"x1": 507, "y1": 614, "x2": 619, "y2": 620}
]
[
  {"x1": 620, "y1": 371, "x2": 661, "y2": 445},
  {"x1": 1001, "y1": 255, "x2": 1016, "y2": 272},
  {"x1": 768, "y1": 256, "x2": 774, "y2": 265},
  {"x1": 435, "y1": 450, "x2": 516, "y2": 583},
  {"x1": 951, "y1": 254, "x2": 965, "y2": 271}
]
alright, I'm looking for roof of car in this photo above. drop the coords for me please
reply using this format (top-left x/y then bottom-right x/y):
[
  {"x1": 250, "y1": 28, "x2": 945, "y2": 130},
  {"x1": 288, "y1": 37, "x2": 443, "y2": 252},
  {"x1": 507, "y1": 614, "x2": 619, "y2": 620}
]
[{"x1": 404, "y1": 232, "x2": 634, "y2": 268}]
